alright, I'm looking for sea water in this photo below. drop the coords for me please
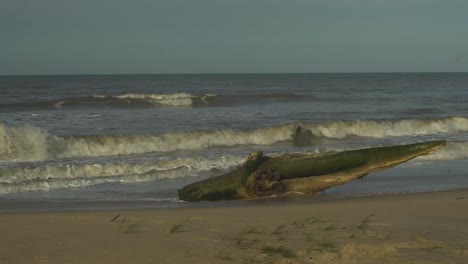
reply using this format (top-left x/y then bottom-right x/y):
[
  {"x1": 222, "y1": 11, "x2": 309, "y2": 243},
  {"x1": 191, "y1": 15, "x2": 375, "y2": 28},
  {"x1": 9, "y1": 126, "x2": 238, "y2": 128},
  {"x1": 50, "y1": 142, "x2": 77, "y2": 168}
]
[{"x1": 1, "y1": 73, "x2": 468, "y2": 211}]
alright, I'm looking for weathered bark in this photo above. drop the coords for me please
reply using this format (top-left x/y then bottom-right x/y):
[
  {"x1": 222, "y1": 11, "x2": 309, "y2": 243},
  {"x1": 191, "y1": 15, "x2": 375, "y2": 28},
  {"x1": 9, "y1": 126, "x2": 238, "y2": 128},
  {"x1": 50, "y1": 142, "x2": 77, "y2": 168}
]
[{"x1": 178, "y1": 140, "x2": 446, "y2": 201}]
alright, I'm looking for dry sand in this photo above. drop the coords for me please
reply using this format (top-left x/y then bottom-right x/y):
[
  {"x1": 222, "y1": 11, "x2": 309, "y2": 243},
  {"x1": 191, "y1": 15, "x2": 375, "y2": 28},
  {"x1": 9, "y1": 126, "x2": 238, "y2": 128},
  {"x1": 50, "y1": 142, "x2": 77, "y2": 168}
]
[{"x1": 1, "y1": 190, "x2": 468, "y2": 264}]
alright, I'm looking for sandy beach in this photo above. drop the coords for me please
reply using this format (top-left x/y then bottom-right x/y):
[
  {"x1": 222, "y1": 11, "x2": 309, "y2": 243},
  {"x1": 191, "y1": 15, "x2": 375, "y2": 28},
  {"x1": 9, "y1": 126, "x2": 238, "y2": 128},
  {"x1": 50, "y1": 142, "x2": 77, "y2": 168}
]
[{"x1": 1, "y1": 190, "x2": 467, "y2": 264}]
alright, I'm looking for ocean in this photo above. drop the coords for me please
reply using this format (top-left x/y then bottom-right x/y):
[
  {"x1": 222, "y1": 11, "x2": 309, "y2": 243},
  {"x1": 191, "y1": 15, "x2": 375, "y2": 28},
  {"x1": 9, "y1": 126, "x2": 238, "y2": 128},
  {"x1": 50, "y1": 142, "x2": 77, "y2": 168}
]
[{"x1": 1, "y1": 73, "x2": 468, "y2": 212}]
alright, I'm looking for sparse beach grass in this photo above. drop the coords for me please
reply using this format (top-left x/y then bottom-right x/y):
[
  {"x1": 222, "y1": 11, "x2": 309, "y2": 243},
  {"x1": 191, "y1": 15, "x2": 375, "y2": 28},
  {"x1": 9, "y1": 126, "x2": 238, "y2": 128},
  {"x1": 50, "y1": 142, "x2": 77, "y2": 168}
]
[
  {"x1": 168, "y1": 217, "x2": 190, "y2": 233},
  {"x1": 261, "y1": 245, "x2": 295, "y2": 258},
  {"x1": 2, "y1": 190, "x2": 467, "y2": 264},
  {"x1": 214, "y1": 215, "x2": 349, "y2": 262},
  {"x1": 357, "y1": 213, "x2": 376, "y2": 230},
  {"x1": 111, "y1": 213, "x2": 146, "y2": 234},
  {"x1": 103, "y1": 209, "x2": 444, "y2": 263}
]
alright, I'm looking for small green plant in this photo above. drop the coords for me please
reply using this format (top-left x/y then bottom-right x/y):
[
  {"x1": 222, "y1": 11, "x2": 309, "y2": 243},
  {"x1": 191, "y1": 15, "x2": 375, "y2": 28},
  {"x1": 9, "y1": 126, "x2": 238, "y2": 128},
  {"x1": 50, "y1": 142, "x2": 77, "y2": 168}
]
[
  {"x1": 323, "y1": 225, "x2": 337, "y2": 231},
  {"x1": 357, "y1": 213, "x2": 376, "y2": 230},
  {"x1": 261, "y1": 245, "x2": 295, "y2": 258},
  {"x1": 231, "y1": 226, "x2": 264, "y2": 250},
  {"x1": 272, "y1": 224, "x2": 286, "y2": 235},
  {"x1": 215, "y1": 250, "x2": 234, "y2": 261},
  {"x1": 292, "y1": 217, "x2": 326, "y2": 228},
  {"x1": 123, "y1": 221, "x2": 145, "y2": 234},
  {"x1": 304, "y1": 232, "x2": 315, "y2": 242},
  {"x1": 377, "y1": 233, "x2": 393, "y2": 240},
  {"x1": 241, "y1": 226, "x2": 263, "y2": 235},
  {"x1": 241, "y1": 255, "x2": 260, "y2": 264},
  {"x1": 317, "y1": 240, "x2": 338, "y2": 252},
  {"x1": 233, "y1": 235, "x2": 259, "y2": 249},
  {"x1": 168, "y1": 217, "x2": 190, "y2": 233},
  {"x1": 277, "y1": 236, "x2": 286, "y2": 242},
  {"x1": 114, "y1": 214, "x2": 145, "y2": 234}
]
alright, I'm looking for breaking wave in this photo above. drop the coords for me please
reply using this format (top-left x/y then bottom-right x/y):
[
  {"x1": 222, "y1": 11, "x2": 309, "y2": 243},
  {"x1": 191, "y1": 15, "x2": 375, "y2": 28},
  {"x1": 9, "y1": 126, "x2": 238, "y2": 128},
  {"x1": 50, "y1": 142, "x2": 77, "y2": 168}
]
[
  {"x1": 299, "y1": 117, "x2": 468, "y2": 139},
  {"x1": 0, "y1": 123, "x2": 295, "y2": 162},
  {"x1": 2, "y1": 115, "x2": 468, "y2": 193},
  {"x1": 0, "y1": 155, "x2": 245, "y2": 193},
  {"x1": 417, "y1": 141, "x2": 468, "y2": 161},
  {"x1": 0, "y1": 124, "x2": 49, "y2": 162},
  {"x1": 1, "y1": 116, "x2": 468, "y2": 163}
]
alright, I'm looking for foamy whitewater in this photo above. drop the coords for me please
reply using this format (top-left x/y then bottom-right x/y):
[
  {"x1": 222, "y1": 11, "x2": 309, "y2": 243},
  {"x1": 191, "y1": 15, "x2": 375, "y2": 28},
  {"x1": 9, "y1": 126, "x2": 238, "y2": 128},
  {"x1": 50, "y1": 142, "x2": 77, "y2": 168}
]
[{"x1": 1, "y1": 73, "x2": 468, "y2": 209}]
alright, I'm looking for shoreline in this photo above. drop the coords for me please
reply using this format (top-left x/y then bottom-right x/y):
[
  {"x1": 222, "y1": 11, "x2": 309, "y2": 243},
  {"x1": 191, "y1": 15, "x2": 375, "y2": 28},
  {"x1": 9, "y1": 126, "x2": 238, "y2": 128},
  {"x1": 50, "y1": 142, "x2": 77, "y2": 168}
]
[
  {"x1": 0, "y1": 187, "x2": 466, "y2": 214},
  {"x1": 2, "y1": 158, "x2": 467, "y2": 214},
  {"x1": 1, "y1": 187, "x2": 468, "y2": 214},
  {"x1": 1, "y1": 188, "x2": 467, "y2": 263}
]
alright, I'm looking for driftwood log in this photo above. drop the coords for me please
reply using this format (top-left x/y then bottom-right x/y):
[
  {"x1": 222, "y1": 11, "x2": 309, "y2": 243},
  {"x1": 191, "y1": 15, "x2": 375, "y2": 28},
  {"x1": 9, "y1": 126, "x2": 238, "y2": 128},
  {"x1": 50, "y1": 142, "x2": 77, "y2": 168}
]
[{"x1": 178, "y1": 140, "x2": 446, "y2": 201}]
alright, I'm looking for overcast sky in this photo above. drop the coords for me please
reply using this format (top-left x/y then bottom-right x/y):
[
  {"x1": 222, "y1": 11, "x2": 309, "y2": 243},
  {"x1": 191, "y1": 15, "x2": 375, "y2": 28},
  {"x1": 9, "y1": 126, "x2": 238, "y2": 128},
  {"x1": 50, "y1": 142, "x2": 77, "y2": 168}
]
[{"x1": 1, "y1": 0, "x2": 467, "y2": 75}]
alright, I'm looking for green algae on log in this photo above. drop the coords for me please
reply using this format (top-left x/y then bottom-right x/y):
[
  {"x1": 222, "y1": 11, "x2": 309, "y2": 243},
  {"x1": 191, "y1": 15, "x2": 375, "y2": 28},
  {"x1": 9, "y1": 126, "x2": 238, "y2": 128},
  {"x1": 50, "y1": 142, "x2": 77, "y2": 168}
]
[{"x1": 178, "y1": 140, "x2": 446, "y2": 201}]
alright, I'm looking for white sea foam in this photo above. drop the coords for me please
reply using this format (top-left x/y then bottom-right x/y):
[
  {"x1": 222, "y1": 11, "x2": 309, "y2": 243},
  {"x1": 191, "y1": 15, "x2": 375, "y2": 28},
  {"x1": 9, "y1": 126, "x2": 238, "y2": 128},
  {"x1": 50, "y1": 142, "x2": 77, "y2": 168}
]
[
  {"x1": 0, "y1": 155, "x2": 245, "y2": 193},
  {"x1": 0, "y1": 155, "x2": 244, "y2": 184},
  {"x1": 2, "y1": 139, "x2": 465, "y2": 194},
  {"x1": 0, "y1": 167, "x2": 191, "y2": 194},
  {"x1": 0, "y1": 123, "x2": 49, "y2": 162},
  {"x1": 1, "y1": 117, "x2": 468, "y2": 163},
  {"x1": 0, "y1": 122, "x2": 296, "y2": 162},
  {"x1": 0, "y1": 118, "x2": 468, "y2": 193},
  {"x1": 416, "y1": 141, "x2": 468, "y2": 161},
  {"x1": 302, "y1": 117, "x2": 468, "y2": 139},
  {"x1": 115, "y1": 93, "x2": 194, "y2": 106},
  {"x1": 50, "y1": 124, "x2": 295, "y2": 160},
  {"x1": 93, "y1": 93, "x2": 216, "y2": 106}
]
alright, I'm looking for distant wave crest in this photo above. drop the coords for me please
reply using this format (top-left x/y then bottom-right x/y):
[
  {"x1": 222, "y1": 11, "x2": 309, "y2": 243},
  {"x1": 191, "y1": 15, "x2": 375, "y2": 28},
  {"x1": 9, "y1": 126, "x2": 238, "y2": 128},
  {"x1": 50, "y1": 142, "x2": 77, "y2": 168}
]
[
  {"x1": 0, "y1": 92, "x2": 304, "y2": 112},
  {"x1": 93, "y1": 93, "x2": 216, "y2": 106}
]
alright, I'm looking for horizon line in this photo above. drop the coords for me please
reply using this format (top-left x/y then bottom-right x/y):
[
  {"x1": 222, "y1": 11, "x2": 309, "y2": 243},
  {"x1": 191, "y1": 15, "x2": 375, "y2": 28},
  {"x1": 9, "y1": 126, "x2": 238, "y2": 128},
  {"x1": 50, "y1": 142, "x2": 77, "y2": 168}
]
[{"x1": 1, "y1": 71, "x2": 468, "y2": 77}]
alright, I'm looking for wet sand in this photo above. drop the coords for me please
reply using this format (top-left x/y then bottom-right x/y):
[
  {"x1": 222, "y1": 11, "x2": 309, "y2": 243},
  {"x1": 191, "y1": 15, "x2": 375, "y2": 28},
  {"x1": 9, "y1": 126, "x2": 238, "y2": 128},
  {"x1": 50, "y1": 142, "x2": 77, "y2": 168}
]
[{"x1": 1, "y1": 189, "x2": 468, "y2": 264}]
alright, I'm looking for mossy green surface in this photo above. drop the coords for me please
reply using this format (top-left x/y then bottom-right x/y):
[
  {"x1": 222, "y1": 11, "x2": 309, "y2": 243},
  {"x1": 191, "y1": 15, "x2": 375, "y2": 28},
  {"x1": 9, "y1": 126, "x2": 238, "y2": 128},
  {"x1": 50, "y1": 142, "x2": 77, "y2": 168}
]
[
  {"x1": 178, "y1": 140, "x2": 446, "y2": 201},
  {"x1": 267, "y1": 140, "x2": 446, "y2": 180},
  {"x1": 178, "y1": 154, "x2": 265, "y2": 201}
]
